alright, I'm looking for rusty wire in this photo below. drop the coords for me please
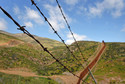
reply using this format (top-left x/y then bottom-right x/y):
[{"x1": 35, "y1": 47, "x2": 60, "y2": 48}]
[
  {"x1": 55, "y1": 0, "x2": 87, "y2": 62},
  {"x1": 31, "y1": 0, "x2": 85, "y2": 68},
  {"x1": 55, "y1": 0, "x2": 95, "y2": 83},
  {"x1": 0, "y1": 6, "x2": 89, "y2": 83}
]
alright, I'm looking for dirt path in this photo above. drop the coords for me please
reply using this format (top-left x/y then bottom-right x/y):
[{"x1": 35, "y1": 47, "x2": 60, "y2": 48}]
[
  {"x1": 0, "y1": 69, "x2": 38, "y2": 77},
  {"x1": 0, "y1": 42, "x2": 105, "y2": 84}
]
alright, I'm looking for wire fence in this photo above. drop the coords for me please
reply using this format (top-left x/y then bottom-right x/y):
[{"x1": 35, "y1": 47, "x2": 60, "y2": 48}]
[
  {"x1": 0, "y1": 6, "x2": 89, "y2": 84},
  {"x1": 55, "y1": 0, "x2": 87, "y2": 63},
  {"x1": 31, "y1": 0, "x2": 85, "y2": 69},
  {"x1": 0, "y1": 0, "x2": 98, "y2": 83},
  {"x1": 55, "y1": 0, "x2": 98, "y2": 83}
]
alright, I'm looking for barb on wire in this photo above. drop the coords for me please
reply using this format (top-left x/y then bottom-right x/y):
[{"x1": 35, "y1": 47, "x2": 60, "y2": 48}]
[
  {"x1": 55, "y1": 0, "x2": 87, "y2": 62},
  {"x1": 31, "y1": 0, "x2": 85, "y2": 68},
  {"x1": 0, "y1": 6, "x2": 88, "y2": 83}
]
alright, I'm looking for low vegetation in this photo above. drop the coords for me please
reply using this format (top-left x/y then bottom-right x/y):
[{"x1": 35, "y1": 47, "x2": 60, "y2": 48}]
[
  {"x1": 0, "y1": 72, "x2": 58, "y2": 84},
  {"x1": 85, "y1": 43, "x2": 125, "y2": 83},
  {"x1": 0, "y1": 31, "x2": 125, "y2": 84},
  {"x1": 0, "y1": 31, "x2": 99, "y2": 76}
]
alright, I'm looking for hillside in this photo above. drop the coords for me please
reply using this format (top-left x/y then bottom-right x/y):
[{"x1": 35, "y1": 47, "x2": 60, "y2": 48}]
[
  {"x1": 0, "y1": 31, "x2": 99, "y2": 74},
  {"x1": 13, "y1": 33, "x2": 64, "y2": 49},
  {"x1": 0, "y1": 30, "x2": 64, "y2": 49},
  {"x1": 0, "y1": 31, "x2": 124, "y2": 84},
  {"x1": 85, "y1": 42, "x2": 125, "y2": 84}
]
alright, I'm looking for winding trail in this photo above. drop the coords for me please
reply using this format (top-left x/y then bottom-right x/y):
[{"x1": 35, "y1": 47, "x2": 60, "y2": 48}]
[{"x1": 0, "y1": 42, "x2": 105, "y2": 84}]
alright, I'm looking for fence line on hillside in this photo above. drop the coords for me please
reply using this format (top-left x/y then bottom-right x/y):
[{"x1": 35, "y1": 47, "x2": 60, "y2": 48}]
[{"x1": 0, "y1": 6, "x2": 89, "y2": 84}]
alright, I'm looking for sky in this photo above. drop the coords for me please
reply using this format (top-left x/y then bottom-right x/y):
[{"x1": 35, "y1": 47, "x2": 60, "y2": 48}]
[{"x1": 0, "y1": 0, "x2": 125, "y2": 44}]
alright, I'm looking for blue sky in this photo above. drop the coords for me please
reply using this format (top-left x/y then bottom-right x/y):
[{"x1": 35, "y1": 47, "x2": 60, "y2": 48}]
[{"x1": 0, "y1": 0, "x2": 125, "y2": 44}]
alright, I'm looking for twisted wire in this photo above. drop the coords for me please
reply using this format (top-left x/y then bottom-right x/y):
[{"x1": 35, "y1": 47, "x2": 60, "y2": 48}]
[
  {"x1": 0, "y1": 6, "x2": 89, "y2": 83},
  {"x1": 31, "y1": 0, "x2": 85, "y2": 68},
  {"x1": 55, "y1": 0, "x2": 87, "y2": 62}
]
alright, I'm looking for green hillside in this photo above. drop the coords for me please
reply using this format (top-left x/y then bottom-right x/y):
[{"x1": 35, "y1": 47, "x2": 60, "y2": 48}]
[
  {"x1": 0, "y1": 31, "x2": 124, "y2": 84},
  {"x1": 85, "y1": 43, "x2": 125, "y2": 84},
  {"x1": 0, "y1": 31, "x2": 99, "y2": 75},
  {"x1": 0, "y1": 32, "x2": 55, "y2": 73},
  {"x1": 40, "y1": 41, "x2": 99, "y2": 75},
  {"x1": 0, "y1": 30, "x2": 64, "y2": 49},
  {"x1": 13, "y1": 33, "x2": 64, "y2": 49}
]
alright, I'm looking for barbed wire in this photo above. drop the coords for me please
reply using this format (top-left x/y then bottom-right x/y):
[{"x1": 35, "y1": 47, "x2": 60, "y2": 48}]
[
  {"x1": 30, "y1": 1, "x2": 90, "y2": 83},
  {"x1": 31, "y1": 0, "x2": 85, "y2": 68},
  {"x1": 0, "y1": 6, "x2": 89, "y2": 83},
  {"x1": 55, "y1": 0, "x2": 98, "y2": 83},
  {"x1": 55, "y1": 0, "x2": 87, "y2": 62}
]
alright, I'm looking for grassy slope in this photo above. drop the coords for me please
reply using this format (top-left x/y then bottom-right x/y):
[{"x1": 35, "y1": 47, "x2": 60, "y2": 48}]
[
  {"x1": 2, "y1": 31, "x2": 125, "y2": 83},
  {"x1": 0, "y1": 32, "x2": 55, "y2": 74},
  {"x1": 13, "y1": 33, "x2": 64, "y2": 49},
  {"x1": 0, "y1": 32, "x2": 20, "y2": 43},
  {"x1": 43, "y1": 41, "x2": 99, "y2": 75},
  {"x1": 0, "y1": 30, "x2": 64, "y2": 49},
  {"x1": 0, "y1": 32, "x2": 99, "y2": 76},
  {"x1": 85, "y1": 43, "x2": 125, "y2": 83},
  {"x1": 0, "y1": 32, "x2": 59, "y2": 84},
  {"x1": 0, "y1": 33, "x2": 125, "y2": 83}
]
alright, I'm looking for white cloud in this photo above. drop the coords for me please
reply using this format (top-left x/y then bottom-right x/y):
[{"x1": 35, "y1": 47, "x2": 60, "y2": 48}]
[
  {"x1": 64, "y1": 0, "x2": 79, "y2": 5},
  {"x1": 24, "y1": 22, "x2": 33, "y2": 28},
  {"x1": 66, "y1": 32, "x2": 87, "y2": 44},
  {"x1": 89, "y1": 6, "x2": 102, "y2": 17},
  {"x1": 77, "y1": 6, "x2": 87, "y2": 15},
  {"x1": 25, "y1": 6, "x2": 44, "y2": 25},
  {"x1": 13, "y1": 6, "x2": 22, "y2": 19},
  {"x1": 121, "y1": 28, "x2": 125, "y2": 32},
  {"x1": 88, "y1": 0, "x2": 124, "y2": 18},
  {"x1": 121, "y1": 24, "x2": 125, "y2": 32},
  {"x1": 13, "y1": 6, "x2": 44, "y2": 27},
  {"x1": 44, "y1": 4, "x2": 72, "y2": 31},
  {"x1": 49, "y1": 0, "x2": 55, "y2": 3},
  {"x1": 13, "y1": 6, "x2": 20, "y2": 15},
  {"x1": 0, "y1": 18, "x2": 7, "y2": 30}
]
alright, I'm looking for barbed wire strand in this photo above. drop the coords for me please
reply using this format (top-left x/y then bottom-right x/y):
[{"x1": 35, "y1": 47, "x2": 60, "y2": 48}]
[
  {"x1": 0, "y1": 6, "x2": 88, "y2": 84},
  {"x1": 55, "y1": 0, "x2": 98, "y2": 83},
  {"x1": 55, "y1": 0, "x2": 87, "y2": 63},
  {"x1": 31, "y1": 0, "x2": 85, "y2": 69}
]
